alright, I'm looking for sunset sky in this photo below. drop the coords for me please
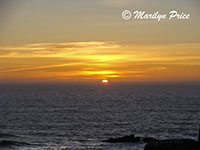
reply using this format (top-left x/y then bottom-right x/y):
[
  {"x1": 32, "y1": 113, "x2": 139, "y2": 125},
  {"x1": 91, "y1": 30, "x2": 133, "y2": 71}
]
[{"x1": 0, "y1": 0, "x2": 200, "y2": 82}]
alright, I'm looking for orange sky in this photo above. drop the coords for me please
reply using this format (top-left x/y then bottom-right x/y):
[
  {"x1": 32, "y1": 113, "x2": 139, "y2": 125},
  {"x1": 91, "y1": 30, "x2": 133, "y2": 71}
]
[
  {"x1": 0, "y1": 0, "x2": 200, "y2": 82},
  {"x1": 0, "y1": 42, "x2": 200, "y2": 82}
]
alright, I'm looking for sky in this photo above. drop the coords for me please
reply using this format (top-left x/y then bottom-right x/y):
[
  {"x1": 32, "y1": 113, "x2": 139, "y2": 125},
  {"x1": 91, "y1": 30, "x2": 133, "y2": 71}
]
[{"x1": 0, "y1": 0, "x2": 200, "y2": 82}]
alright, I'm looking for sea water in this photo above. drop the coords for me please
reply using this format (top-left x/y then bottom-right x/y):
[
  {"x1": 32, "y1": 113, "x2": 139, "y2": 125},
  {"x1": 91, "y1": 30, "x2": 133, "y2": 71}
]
[{"x1": 0, "y1": 83, "x2": 199, "y2": 150}]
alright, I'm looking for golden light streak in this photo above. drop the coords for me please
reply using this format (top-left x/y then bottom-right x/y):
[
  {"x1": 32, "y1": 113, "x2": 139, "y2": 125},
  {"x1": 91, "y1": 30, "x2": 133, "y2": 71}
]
[{"x1": 0, "y1": 42, "x2": 200, "y2": 82}]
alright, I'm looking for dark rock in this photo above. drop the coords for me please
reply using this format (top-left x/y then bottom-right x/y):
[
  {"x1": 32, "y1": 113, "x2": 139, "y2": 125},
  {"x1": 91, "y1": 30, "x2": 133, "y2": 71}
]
[
  {"x1": 103, "y1": 134, "x2": 160, "y2": 143},
  {"x1": 144, "y1": 139, "x2": 200, "y2": 150},
  {"x1": 103, "y1": 134, "x2": 140, "y2": 143},
  {"x1": 143, "y1": 137, "x2": 159, "y2": 143}
]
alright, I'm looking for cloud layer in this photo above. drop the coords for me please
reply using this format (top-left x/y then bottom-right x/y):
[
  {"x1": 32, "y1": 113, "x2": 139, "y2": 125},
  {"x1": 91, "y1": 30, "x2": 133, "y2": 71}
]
[{"x1": 0, "y1": 42, "x2": 200, "y2": 82}]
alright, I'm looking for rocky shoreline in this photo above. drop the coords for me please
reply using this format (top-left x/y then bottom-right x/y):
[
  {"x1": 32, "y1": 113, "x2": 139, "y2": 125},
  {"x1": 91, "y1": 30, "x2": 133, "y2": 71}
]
[
  {"x1": 103, "y1": 129, "x2": 200, "y2": 150},
  {"x1": 103, "y1": 134, "x2": 158, "y2": 143},
  {"x1": 144, "y1": 139, "x2": 200, "y2": 150}
]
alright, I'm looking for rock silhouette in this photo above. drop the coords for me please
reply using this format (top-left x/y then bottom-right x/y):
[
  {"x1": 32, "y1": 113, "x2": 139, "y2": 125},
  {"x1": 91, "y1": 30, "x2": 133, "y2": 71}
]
[
  {"x1": 143, "y1": 137, "x2": 159, "y2": 143},
  {"x1": 144, "y1": 139, "x2": 200, "y2": 150},
  {"x1": 103, "y1": 134, "x2": 158, "y2": 143},
  {"x1": 104, "y1": 127, "x2": 200, "y2": 150}
]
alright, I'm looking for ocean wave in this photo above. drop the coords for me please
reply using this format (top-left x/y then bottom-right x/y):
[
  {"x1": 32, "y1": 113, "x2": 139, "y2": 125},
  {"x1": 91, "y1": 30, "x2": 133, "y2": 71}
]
[
  {"x1": 0, "y1": 140, "x2": 31, "y2": 147},
  {"x1": 0, "y1": 133, "x2": 18, "y2": 138}
]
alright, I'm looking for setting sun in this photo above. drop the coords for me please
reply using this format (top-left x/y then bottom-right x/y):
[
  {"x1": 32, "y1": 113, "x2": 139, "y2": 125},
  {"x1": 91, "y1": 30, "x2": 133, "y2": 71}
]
[{"x1": 102, "y1": 79, "x2": 109, "y2": 83}]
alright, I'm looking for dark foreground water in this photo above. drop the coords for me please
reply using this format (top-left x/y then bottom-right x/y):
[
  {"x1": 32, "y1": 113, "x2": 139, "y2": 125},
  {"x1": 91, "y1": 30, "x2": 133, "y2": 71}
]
[{"x1": 0, "y1": 82, "x2": 200, "y2": 150}]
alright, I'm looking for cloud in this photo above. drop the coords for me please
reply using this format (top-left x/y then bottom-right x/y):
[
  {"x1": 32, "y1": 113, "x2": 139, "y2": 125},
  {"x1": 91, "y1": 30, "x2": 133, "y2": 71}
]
[
  {"x1": 0, "y1": 42, "x2": 120, "y2": 57},
  {"x1": 0, "y1": 42, "x2": 200, "y2": 81}
]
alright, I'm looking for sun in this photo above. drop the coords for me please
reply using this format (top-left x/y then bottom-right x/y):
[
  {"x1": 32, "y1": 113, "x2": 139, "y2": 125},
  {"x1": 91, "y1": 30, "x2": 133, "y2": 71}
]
[{"x1": 102, "y1": 79, "x2": 109, "y2": 83}]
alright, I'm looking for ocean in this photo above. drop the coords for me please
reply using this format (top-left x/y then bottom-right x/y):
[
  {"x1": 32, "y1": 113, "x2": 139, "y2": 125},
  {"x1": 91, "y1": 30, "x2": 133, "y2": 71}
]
[{"x1": 0, "y1": 82, "x2": 200, "y2": 150}]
